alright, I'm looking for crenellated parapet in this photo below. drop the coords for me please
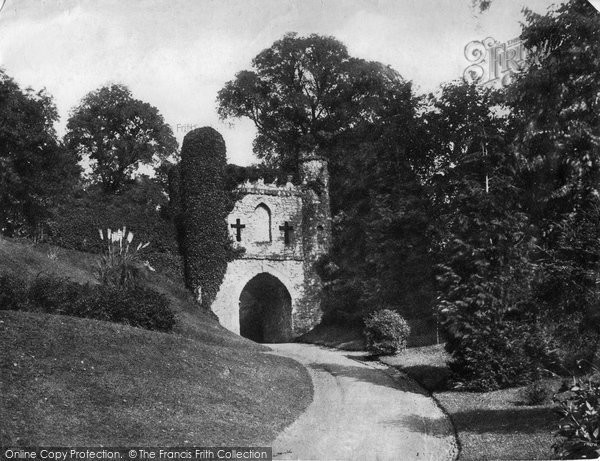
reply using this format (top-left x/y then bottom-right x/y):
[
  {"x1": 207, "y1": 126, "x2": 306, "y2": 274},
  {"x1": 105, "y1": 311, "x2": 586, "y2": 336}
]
[{"x1": 236, "y1": 178, "x2": 300, "y2": 196}]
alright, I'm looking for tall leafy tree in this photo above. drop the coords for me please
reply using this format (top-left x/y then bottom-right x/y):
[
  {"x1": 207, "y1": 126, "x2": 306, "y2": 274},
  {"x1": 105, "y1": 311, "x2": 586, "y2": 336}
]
[
  {"x1": 423, "y1": 81, "x2": 541, "y2": 389},
  {"x1": 217, "y1": 32, "x2": 411, "y2": 177},
  {"x1": 434, "y1": 0, "x2": 600, "y2": 388},
  {"x1": 507, "y1": 0, "x2": 600, "y2": 362},
  {"x1": 0, "y1": 70, "x2": 80, "y2": 237},
  {"x1": 323, "y1": 85, "x2": 435, "y2": 322},
  {"x1": 509, "y1": 0, "x2": 600, "y2": 222},
  {"x1": 65, "y1": 84, "x2": 177, "y2": 193}
]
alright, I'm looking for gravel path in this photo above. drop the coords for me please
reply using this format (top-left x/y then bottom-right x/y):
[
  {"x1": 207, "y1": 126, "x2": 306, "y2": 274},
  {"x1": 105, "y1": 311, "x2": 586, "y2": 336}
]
[{"x1": 268, "y1": 344, "x2": 458, "y2": 461}]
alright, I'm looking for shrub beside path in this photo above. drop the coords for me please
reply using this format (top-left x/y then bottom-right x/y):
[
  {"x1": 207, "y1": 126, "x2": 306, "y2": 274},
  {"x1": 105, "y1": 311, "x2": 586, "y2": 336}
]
[{"x1": 269, "y1": 344, "x2": 458, "y2": 461}]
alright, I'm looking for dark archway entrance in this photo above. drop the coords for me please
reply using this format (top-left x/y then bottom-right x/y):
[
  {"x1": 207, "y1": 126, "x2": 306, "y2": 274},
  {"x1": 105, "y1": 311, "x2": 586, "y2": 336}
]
[{"x1": 239, "y1": 273, "x2": 292, "y2": 343}]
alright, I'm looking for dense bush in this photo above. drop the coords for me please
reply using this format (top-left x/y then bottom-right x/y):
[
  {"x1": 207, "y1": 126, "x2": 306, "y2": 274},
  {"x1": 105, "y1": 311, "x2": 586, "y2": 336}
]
[
  {"x1": 435, "y1": 165, "x2": 541, "y2": 390},
  {"x1": 77, "y1": 285, "x2": 175, "y2": 332},
  {"x1": 0, "y1": 273, "x2": 175, "y2": 332},
  {"x1": 521, "y1": 380, "x2": 554, "y2": 406},
  {"x1": 364, "y1": 308, "x2": 410, "y2": 355},
  {"x1": 47, "y1": 178, "x2": 181, "y2": 279},
  {"x1": 445, "y1": 321, "x2": 541, "y2": 391},
  {"x1": 553, "y1": 375, "x2": 600, "y2": 459},
  {"x1": 179, "y1": 127, "x2": 229, "y2": 308},
  {"x1": 0, "y1": 273, "x2": 28, "y2": 310},
  {"x1": 28, "y1": 275, "x2": 84, "y2": 314}
]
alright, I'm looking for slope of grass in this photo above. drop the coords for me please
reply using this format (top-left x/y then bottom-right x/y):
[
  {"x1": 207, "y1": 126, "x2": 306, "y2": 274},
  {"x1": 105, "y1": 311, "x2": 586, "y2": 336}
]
[
  {"x1": 382, "y1": 345, "x2": 558, "y2": 460},
  {"x1": 0, "y1": 237, "x2": 259, "y2": 349},
  {"x1": 0, "y1": 237, "x2": 312, "y2": 446}
]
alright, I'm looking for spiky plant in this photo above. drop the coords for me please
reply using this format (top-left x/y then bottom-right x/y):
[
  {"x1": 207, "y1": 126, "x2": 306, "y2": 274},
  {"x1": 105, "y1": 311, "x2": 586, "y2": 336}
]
[{"x1": 97, "y1": 226, "x2": 151, "y2": 288}]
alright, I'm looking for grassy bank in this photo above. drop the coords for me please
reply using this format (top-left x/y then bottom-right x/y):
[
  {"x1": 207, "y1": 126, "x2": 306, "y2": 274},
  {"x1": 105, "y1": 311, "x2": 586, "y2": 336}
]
[
  {"x1": 0, "y1": 237, "x2": 312, "y2": 446},
  {"x1": 381, "y1": 345, "x2": 559, "y2": 460}
]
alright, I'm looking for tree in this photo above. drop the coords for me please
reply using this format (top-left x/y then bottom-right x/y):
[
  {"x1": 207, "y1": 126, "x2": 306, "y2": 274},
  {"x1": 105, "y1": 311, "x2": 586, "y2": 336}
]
[
  {"x1": 509, "y1": 0, "x2": 600, "y2": 223},
  {"x1": 421, "y1": 81, "x2": 543, "y2": 390},
  {"x1": 321, "y1": 84, "x2": 435, "y2": 323},
  {"x1": 179, "y1": 127, "x2": 230, "y2": 308},
  {"x1": 65, "y1": 84, "x2": 177, "y2": 193},
  {"x1": 47, "y1": 177, "x2": 182, "y2": 278},
  {"x1": 217, "y1": 32, "x2": 411, "y2": 177},
  {"x1": 433, "y1": 0, "x2": 600, "y2": 388},
  {"x1": 506, "y1": 0, "x2": 600, "y2": 370},
  {"x1": 0, "y1": 70, "x2": 80, "y2": 237}
]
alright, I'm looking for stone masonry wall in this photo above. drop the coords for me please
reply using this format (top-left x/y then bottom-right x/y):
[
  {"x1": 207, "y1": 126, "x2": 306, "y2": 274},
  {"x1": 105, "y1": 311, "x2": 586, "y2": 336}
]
[
  {"x1": 211, "y1": 158, "x2": 331, "y2": 340},
  {"x1": 211, "y1": 258, "x2": 305, "y2": 335},
  {"x1": 296, "y1": 157, "x2": 332, "y2": 334}
]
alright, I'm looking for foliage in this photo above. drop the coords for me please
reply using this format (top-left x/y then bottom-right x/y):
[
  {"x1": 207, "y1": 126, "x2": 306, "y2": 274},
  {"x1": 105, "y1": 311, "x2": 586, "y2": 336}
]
[
  {"x1": 96, "y1": 226, "x2": 151, "y2": 288},
  {"x1": 429, "y1": 81, "x2": 542, "y2": 390},
  {"x1": 0, "y1": 272, "x2": 174, "y2": 332},
  {"x1": 422, "y1": 81, "x2": 509, "y2": 188},
  {"x1": 0, "y1": 70, "x2": 80, "y2": 237},
  {"x1": 224, "y1": 163, "x2": 283, "y2": 191},
  {"x1": 508, "y1": 0, "x2": 600, "y2": 224},
  {"x1": 78, "y1": 285, "x2": 175, "y2": 332},
  {"x1": 0, "y1": 273, "x2": 28, "y2": 310},
  {"x1": 554, "y1": 374, "x2": 600, "y2": 459},
  {"x1": 507, "y1": 0, "x2": 600, "y2": 315},
  {"x1": 217, "y1": 32, "x2": 411, "y2": 177},
  {"x1": 47, "y1": 178, "x2": 181, "y2": 278},
  {"x1": 27, "y1": 274, "x2": 83, "y2": 314},
  {"x1": 522, "y1": 380, "x2": 554, "y2": 406},
  {"x1": 179, "y1": 127, "x2": 230, "y2": 308},
  {"x1": 319, "y1": 66, "x2": 434, "y2": 325},
  {"x1": 436, "y1": 195, "x2": 540, "y2": 391},
  {"x1": 65, "y1": 83, "x2": 177, "y2": 193},
  {"x1": 434, "y1": 1, "x2": 600, "y2": 390},
  {"x1": 512, "y1": 0, "x2": 600, "y2": 381},
  {"x1": 364, "y1": 308, "x2": 411, "y2": 355}
]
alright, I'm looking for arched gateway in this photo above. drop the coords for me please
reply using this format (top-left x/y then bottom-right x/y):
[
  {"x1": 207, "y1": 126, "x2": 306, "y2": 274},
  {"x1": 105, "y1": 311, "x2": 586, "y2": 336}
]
[
  {"x1": 210, "y1": 155, "x2": 332, "y2": 343},
  {"x1": 239, "y1": 273, "x2": 292, "y2": 342}
]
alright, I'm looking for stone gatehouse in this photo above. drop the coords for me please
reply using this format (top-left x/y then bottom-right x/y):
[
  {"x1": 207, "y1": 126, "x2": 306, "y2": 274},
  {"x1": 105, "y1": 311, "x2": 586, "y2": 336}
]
[{"x1": 211, "y1": 155, "x2": 332, "y2": 343}]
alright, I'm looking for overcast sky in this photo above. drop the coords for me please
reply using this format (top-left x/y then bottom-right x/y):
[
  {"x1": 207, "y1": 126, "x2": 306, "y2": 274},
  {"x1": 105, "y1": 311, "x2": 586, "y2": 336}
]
[{"x1": 0, "y1": 0, "x2": 566, "y2": 165}]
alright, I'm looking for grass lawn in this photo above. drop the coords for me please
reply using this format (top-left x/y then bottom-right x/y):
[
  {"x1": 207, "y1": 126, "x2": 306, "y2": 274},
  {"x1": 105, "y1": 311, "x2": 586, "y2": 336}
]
[
  {"x1": 381, "y1": 345, "x2": 560, "y2": 460},
  {"x1": 0, "y1": 237, "x2": 312, "y2": 446}
]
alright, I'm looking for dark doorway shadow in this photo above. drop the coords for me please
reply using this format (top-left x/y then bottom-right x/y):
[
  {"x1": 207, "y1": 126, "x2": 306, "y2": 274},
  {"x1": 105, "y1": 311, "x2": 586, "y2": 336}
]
[{"x1": 239, "y1": 272, "x2": 292, "y2": 343}]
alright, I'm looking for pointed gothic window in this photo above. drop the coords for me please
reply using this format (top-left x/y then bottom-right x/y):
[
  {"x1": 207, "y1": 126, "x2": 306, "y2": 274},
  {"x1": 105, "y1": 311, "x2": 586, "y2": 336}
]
[{"x1": 253, "y1": 203, "x2": 272, "y2": 242}]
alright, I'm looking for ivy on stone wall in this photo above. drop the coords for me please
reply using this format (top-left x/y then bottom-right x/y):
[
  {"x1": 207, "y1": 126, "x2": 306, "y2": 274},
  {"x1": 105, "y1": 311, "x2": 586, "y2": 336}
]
[{"x1": 179, "y1": 127, "x2": 229, "y2": 309}]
